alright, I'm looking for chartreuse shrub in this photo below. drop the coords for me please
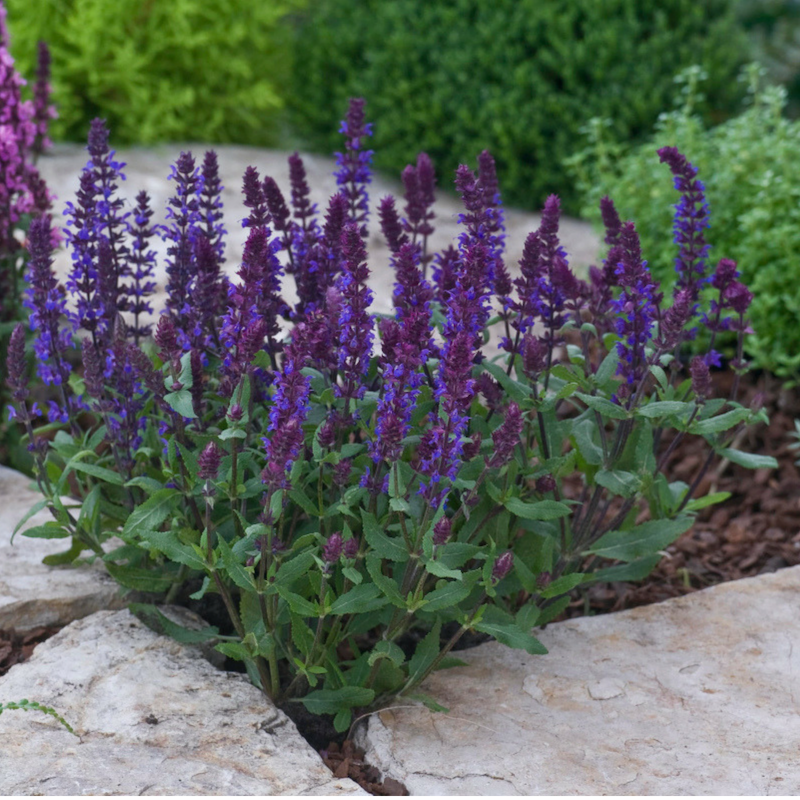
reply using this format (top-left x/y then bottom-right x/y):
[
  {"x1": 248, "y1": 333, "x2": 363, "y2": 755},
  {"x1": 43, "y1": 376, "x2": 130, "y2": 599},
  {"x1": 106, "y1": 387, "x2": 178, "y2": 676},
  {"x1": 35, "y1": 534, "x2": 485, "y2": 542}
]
[
  {"x1": 570, "y1": 65, "x2": 800, "y2": 379},
  {"x1": 4, "y1": 0, "x2": 300, "y2": 146},
  {"x1": 7, "y1": 100, "x2": 774, "y2": 728},
  {"x1": 289, "y1": 0, "x2": 748, "y2": 211}
]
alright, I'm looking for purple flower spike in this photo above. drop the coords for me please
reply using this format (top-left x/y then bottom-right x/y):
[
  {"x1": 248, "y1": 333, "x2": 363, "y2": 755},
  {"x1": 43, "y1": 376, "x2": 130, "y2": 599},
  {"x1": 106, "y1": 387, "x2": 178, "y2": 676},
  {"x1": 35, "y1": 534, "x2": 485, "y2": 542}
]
[
  {"x1": 379, "y1": 195, "x2": 407, "y2": 254},
  {"x1": 127, "y1": 191, "x2": 157, "y2": 343},
  {"x1": 6, "y1": 322, "x2": 28, "y2": 405},
  {"x1": 323, "y1": 532, "x2": 344, "y2": 565},
  {"x1": 343, "y1": 537, "x2": 359, "y2": 560},
  {"x1": 242, "y1": 166, "x2": 268, "y2": 228},
  {"x1": 492, "y1": 551, "x2": 513, "y2": 583},
  {"x1": 433, "y1": 517, "x2": 452, "y2": 546},
  {"x1": 335, "y1": 98, "x2": 373, "y2": 238},
  {"x1": 163, "y1": 151, "x2": 201, "y2": 331},
  {"x1": 335, "y1": 223, "x2": 374, "y2": 407},
  {"x1": 658, "y1": 147, "x2": 710, "y2": 305},
  {"x1": 198, "y1": 150, "x2": 226, "y2": 266},
  {"x1": 401, "y1": 152, "x2": 436, "y2": 267},
  {"x1": 690, "y1": 355, "x2": 712, "y2": 401},
  {"x1": 198, "y1": 441, "x2": 223, "y2": 480},
  {"x1": 32, "y1": 41, "x2": 56, "y2": 158},
  {"x1": 612, "y1": 222, "x2": 657, "y2": 394},
  {"x1": 488, "y1": 402, "x2": 523, "y2": 469},
  {"x1": 288, "y1": 152, "x2": 317, "y2": 232}
]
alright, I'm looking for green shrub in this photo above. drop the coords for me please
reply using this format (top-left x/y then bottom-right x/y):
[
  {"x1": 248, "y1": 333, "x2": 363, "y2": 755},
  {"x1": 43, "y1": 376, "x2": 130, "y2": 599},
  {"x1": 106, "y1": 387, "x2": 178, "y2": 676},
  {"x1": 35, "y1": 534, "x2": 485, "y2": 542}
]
[
  {"x1": 571, "y1": 65, "x2": 800, "y2": 379},
  {"x1": 289, "y1": 0, "x2": 748, "y2": 211},
  {"x1": 5, "y1": 0, "x2": 302, "y2": 145}
]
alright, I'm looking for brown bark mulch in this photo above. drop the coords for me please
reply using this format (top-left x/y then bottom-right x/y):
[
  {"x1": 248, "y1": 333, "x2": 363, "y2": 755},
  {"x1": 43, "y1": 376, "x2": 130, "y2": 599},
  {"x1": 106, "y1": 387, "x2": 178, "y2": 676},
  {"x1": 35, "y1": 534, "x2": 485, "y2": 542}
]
[{"x1": 322, "y1": 739, "x2": 408, "y2": 796}]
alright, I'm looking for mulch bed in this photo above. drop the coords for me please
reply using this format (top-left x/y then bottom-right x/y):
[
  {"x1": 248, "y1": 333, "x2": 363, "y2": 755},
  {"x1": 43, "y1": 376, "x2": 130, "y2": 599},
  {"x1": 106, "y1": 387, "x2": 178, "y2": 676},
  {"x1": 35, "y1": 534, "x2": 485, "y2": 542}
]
[
  {"x1": 562, "y1": 368, "x2": 800, "y2": 618},
  {"x1": 0, "y1": 626, "x2": 61, "y2": 677},
  {"x1": 322, "y1": 739, "x2": 408, "y2": 796}
]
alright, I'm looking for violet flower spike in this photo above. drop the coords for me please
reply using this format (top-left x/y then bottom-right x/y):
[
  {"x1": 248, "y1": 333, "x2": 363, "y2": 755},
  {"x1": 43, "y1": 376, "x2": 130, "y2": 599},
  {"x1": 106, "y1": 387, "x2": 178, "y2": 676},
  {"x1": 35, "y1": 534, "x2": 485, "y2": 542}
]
[
  {"x1": 334, "y1": 98, "x2": 373, "y2": 238},
  {"x1": 488, "y1": 402, "x2": 523, "y2": 469},
  {"x1": 32, "y1": 40, "x2": 56, "y2": 158},
  {"x1": 127, "y1": 190, "x2": 157, "y2": 344},
  {"x1": 658, "y1": 147, "x2": 710, "y2": 306}
]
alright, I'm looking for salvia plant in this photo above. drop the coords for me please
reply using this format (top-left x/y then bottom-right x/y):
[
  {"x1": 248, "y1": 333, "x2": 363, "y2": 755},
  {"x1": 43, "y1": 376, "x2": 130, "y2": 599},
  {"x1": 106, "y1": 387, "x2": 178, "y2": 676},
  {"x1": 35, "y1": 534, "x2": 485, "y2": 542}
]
[{"x1": 6, "y1": 100, "x2": 774, "y2": 729}]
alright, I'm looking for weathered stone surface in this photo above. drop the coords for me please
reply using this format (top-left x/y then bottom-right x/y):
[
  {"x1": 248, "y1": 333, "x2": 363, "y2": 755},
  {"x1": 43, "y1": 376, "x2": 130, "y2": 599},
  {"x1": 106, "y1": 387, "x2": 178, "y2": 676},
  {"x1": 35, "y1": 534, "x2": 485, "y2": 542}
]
[
  {"x1": 359, "y1": 567, "x2": 800, "y2": 796},
  {"x1": 0, "y1": 466, "x2": 127, "y2": 633},
  {"x1": 0, "y1": 608, "x2": 364, "y2": 796},
  {"x1": 38, "y1": 144, "x2": 600, "y2": 321}
]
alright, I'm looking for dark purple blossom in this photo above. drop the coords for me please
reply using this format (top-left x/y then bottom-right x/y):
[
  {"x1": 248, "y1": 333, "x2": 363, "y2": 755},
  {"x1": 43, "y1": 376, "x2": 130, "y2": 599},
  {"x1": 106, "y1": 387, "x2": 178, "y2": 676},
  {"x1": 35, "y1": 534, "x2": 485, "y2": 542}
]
[
  {"x1": 492, "y1": 551, "x2": 513, "y2": 583},
  {"x1": 536, "y1": 474, "x2": 556, "y2": 494},
  {"x1": 432, "y1": 517, "x2": 452, "y2": 546},
  {"x1": 343, "y1": 537, "x2": 359, "y2": 560},
  {"x1": 488, "y1": 402, "x2": 523, "y2": 469},
  {"x1": 163, "y1": 151, "x2": 201, "y2": 331},
  {"x1": 127, "y1": 190, "x2": 157, "y2": 343},
  {"x1": 6, "y1": 322, "x2": 27, "y2": 405},
  {"x1": 690, "y1": 355, "x2": 712, "y2": 400},
  {"x1": 32, "y1": 41, "x2": 55, "y2": 158},
  {"x1": 323, "y1": 532, "x2": 344, "y2": 565},
  {"x1": 198, "y1": 441, "x2": 223, "y2": 480},
  {"x1": 335, "y1": 98, "x2": 373, "y2": 238},
  {"x1": 379, "y1": 195, "x2": 407, "y2": 254},
  {"x1": 242, "y1": 166, "x2": 269, "y2": 228},
  {"x1": 288, "y1": 152, "x2": 317, "y2": 231},
  {"x1": 658, "y1": 147, "x2": 710, "y2": 305}
]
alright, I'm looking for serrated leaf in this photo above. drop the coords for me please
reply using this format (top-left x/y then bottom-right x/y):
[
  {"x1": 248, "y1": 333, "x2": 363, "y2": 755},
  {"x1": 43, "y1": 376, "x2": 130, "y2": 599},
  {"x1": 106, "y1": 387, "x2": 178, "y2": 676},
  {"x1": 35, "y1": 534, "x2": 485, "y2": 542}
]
[
  {"x1": 637, "y1": 400, "x2": 689, "y2": 419},
  {"x1": 139, "y1": 529, "x2": 206, "y2": 571},
  {"x1": 504, "y1": 497, "x2": 572, "y2": 521},
  {"x1": 68, "y1": 459, "x2": 125, "y2": 485},
  {"x1": 368, "y1": 641, "x2": 406, "y2": 667},
  {"x1": 130, "y1": 603, "x2": 219, "y2": 643},
  {"x1": 690, "y1": 408, "x2": 750, "y2": 435},
  {"x1": 424, "y1": 559, "x2": 463, "y2": 580},
  {"x1": 275, "y1": 551, "x2": 315, "y2": 587},
  {"x1": 595, "y1": 469, "x2": 640, "y2": 498},
  {"x1": 539, "y1": 573, "x2": 587, "y2": 598},
  {"x1": 105, "y1": 563, "x2": 174, "y2": 593},
  {"x1": 407, "y1": 621, "x2": 441, "y2": 686},
  {"x1": 576, "y1": 392, "x2": 629, "y2": 420},
  {"x1": 329, "y1": 583, "x2": 388, "y2": 615},
  {"x1": 473, "y1": 620, "x2": 548, "y2": 654},
  {"x1": 422, "y1": 580, "x2": 472, "y2": 612},
  {"x1": 362, "y1": 510, "x2": 409, "y2": 562},
  {"x1": 217, "y1": 535, "x2": 255, "y2": 591},
  {"x1": 299, "y1": 686, "x2": 375, "y2": 715},
  {"x1": 21, "y1": 522, "x2": 70, "y2": 539},
  {"x1": 366, "y1": 554, "x2": 405, "y2": 607},
  {"x1": 215, "y1": 641, "x2": 251, "y2": 662},
  {"x1": 276, "y1": 584, "x2": 318, "y2": 616},
  {"x1": 586, "y1": 516, "x2": 694, "y2": 562},
  {"x1": 164, "y1": 389, "x2": 197, "y2": 419},
  {"x1": 122, "y1": 489, "x2": 178, "y2": 539}
]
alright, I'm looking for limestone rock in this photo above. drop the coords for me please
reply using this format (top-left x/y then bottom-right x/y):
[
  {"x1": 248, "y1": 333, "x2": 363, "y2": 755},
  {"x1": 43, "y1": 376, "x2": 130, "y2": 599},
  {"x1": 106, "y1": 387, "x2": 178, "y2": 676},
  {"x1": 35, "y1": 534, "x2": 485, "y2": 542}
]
[
  {"x1": 359, "y1": 567, "x2": 800, "y2": 795},
  {"x1": 0, "y1": 608, "x2": 364, "y2": 795},
  {"x1": 0, "y1": 466, "x2": 127, "y2": 633},
  {"x1": 37, "y1": 144, "x2": 600, "y2": 323}
]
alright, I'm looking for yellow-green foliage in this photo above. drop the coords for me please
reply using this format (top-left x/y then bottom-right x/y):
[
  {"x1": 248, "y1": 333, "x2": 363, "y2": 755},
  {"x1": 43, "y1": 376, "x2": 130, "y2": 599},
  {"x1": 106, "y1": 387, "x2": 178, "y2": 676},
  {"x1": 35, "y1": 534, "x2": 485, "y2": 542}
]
[{"x1": 6, "y1": 0, "x2": 301, "y2": 145}]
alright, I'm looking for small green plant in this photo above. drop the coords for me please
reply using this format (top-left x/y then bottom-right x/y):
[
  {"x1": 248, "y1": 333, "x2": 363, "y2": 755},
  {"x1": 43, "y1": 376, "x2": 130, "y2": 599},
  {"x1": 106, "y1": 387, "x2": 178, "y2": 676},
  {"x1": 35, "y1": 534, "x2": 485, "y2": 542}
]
[
  {"x1": 8, "y1": 102, "x2": 773, "y2": 729},
  {"x1": 570, "y1": 64, "x2": 800, "y2": 379},
  {"x1": 0, "y1": 699, "x2": 78, "y2": 736}
]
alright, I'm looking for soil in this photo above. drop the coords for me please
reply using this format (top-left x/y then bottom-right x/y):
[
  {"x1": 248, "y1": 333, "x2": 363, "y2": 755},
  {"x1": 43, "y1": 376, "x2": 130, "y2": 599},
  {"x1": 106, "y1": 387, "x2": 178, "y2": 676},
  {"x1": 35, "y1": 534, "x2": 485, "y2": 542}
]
[
  {"x1": 561, "y1": 368, "x2": 800, "y2": 618},
  {"x1": 0, "y1": 626, "x2": 62, "y2": 677},
  {"x1": 322, "y1": 739, "x2": 408, "y2": 796}
]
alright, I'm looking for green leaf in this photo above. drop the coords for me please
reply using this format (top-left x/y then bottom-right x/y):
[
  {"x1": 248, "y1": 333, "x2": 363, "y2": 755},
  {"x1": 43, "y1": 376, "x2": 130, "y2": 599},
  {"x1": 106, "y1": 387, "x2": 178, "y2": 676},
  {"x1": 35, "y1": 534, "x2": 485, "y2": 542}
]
[
  {"x1": 586, "y1": 516, "x2": 694, "y2": 562},
  {"x1": 11, "y1": 498, "x2": 48, "y2": 543},
  {"x1": 422, "y1": 580, "x2": 472, "y2": 612},
  {"x1": 42, "y1": 540, "x2": 86, "y2": 566},
  {"x1": 591, "y1": 555, "x2": 661, "y2": 583},
  {"x1": 68, "y1": 459, "x2": 125, "y2": 485},
  {"x1": 366, "y1": 554, "x2": 405, "y2": 607},
  {"x1": 423, "y1": 559, "x2": 462, "y2": 581},
  {"x1": 407, "y1": 621, "x2": 441, "y2": 686},
  {"x1": 333, "y1": 708, "x2": 352, "y2": 733},
  {"x1": 576, "y1": 392, "x2": 629, "y2": 420},
  {"x1": 276, "y1": 585, "x2": 318, "y2": 617},
  {"x1": 690, "y1": 408, "x2": 750, "y2": 435},
  {"x1": 163, "y1": 388, "x2": 197, "y2": 419},
  {"x1": 473, "y1": 621, "x2": 548, "y2": 654},
  {"x1": 718, "y1": 448, "x2": 778, "y2": 470},
  {"x1": 189, "y1": 576, "x2": 211, "y2": 600},
  {"x1": 130, "y1": 603, "x2": 220, "y2": 643},
  {"x1": 361, "y1": 510, "x2": 409, "y2": 562},
  {"x1": 539, "y1": 573, "x2": 587, "y2": 598},
  {"x1": 482, "y1": 361, "x2": 531, "y2": 403},
  {"x1": 637, "y1": 400, "x2": 689, "y2": 419},
  {"x1": 407, "y1": 692, "x2": 450, "y2": 713},
  {"x1": 504, "y1": 497, "x2": 572, "y2": 521},
  {"x1": 329, "y1": 584, "x2": 388, "y2": 615},
  {"x1": 300, "y1": 686, "x2": 375, "y2": 715},
  {"x1": 275, "y1": 551, "x2": 315, "y2": 587},
  {"x1": 214, "y1": 641, "x2": 251, "y2": 662},
  {"x1": 595, "y1": 348, "x2": 620, "y2": 386},
  {"x1": 122, "y1": 489, "x2": 179, "y2": 539},
  {"x1": 21, "y1": 522, "x2": 70, "y2": 539},
  {"x1": 139, "y1": 529, "x2": 206, "y2": 571},
  {"x1": 104, "y1": 563, "x2": 174, "y2": 593},
  {"x1": 217, "y1": 535, "x2": 255, "y2": 591},
  {"x1": 595, "y1": 469, "x2": 640, "y2": 498},
  {"x1": 368, "y1": 641, "x2": 406, "y2": 667},
  {"x1": 572, "y1": 418, "x2": 604, "y2": 466},
  {"x1": 684, "y1": 491, "x2": 731, "y2": 512},
  {"x1": 288, "y1": 488, "x2": 320, "y2": 517}
]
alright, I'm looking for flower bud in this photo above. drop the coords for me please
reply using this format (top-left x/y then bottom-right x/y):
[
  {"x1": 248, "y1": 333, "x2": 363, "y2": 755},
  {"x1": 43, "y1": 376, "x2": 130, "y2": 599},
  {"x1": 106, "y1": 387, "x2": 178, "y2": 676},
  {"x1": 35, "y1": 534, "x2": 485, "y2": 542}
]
[
  {"x1": 343, "y1": 537, "x2": 359, "y2": 559},
  {"x1": 333, "y1": 459, "x2": 352, "y2": 487},
  {"x1": 198, "y1": 442, "x2": 222, "y2": 480},
  {"x1": 535, "y1": 474, "x2": 556, "y2": 494},
  {"x1": 323, "y1": 532, "x2": 343, "y2": 565},
  {"x1": 690, "y1": 355, "x2": 712, "y2": 401},
  {"x1": 227, "y1": 402, "x2": 244, "y2": 423},
  {"x1": 492, "y1": 551, "x2": 514, "y2": 583},
  {"x1": 433, "y1": 517, "x2": 452, "y2": 546}
]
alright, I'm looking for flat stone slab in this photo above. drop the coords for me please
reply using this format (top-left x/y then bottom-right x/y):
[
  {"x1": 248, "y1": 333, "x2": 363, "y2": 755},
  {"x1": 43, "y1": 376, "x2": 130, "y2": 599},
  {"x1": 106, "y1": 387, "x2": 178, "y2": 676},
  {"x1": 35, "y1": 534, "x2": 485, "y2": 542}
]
[
  {"x1": 360, "y1": 566, "x2": 800, "y2": 795},
  {"x1": 37, "y1": 144, "x2": 600, "y2": 321},
  {"x1": 0, "y1": 608, "x2": 363, "y2": 795},
  {"x1": 0, "y1": 466, "x2": 127, "y2": 633}
]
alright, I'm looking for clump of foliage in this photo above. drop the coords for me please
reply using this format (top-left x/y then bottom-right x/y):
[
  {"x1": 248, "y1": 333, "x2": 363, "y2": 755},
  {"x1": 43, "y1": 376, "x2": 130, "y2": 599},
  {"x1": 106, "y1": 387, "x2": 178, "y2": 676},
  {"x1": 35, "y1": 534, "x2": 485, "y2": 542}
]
[
  {"x1": 0, "y1": 2, "x2": 55, "y2": 468},
  {"x1": 570, "y1": 65, "x2": 800, "y2": 379},
  {"x1": 7, "y1": 101, "x2": 773, "y2": 729},
  {"x1": 4, "y1": 0, "x2": 300, "y2": 146},
  {"x1": 289, "y1": 0, "x2": 748, "y2": 211}
]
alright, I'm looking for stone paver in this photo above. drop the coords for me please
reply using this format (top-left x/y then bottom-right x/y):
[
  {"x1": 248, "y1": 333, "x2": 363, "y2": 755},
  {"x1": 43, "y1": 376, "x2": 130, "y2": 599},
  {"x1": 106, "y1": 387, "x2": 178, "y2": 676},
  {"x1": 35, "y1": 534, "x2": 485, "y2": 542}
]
[
  {"x1": 37, "y1": 144, "x2": 600, "y2": 320},
  {"x1": 0, "y1": 608, "x2": 364, "y2": 796},
  {"x1": 0, "y1": 466, "x2": 126, "y2": 633},
  {"x1": 358, "y1": 566, "x2": 800, "y2": 796}
]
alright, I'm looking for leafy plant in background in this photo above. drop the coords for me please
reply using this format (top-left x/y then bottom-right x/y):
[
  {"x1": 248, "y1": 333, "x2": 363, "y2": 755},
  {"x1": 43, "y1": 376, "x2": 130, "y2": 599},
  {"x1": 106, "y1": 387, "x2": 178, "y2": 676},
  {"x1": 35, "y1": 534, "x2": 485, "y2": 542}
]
[
  {"x1": 7, "y1": 100, "x2": 773, "y2": 729},
  {"x1": 570, "y1": 64, "x2": 800, "y2": 380},
  {"x1": 0, "y1": 1, "x2": 55, "y2": 469},
  {"x1": 289, "y1": 0, "x2": 748, "y2": 212},
  {"x1": 4, "y1": 0, "x2": 302, "y2": 146}
]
